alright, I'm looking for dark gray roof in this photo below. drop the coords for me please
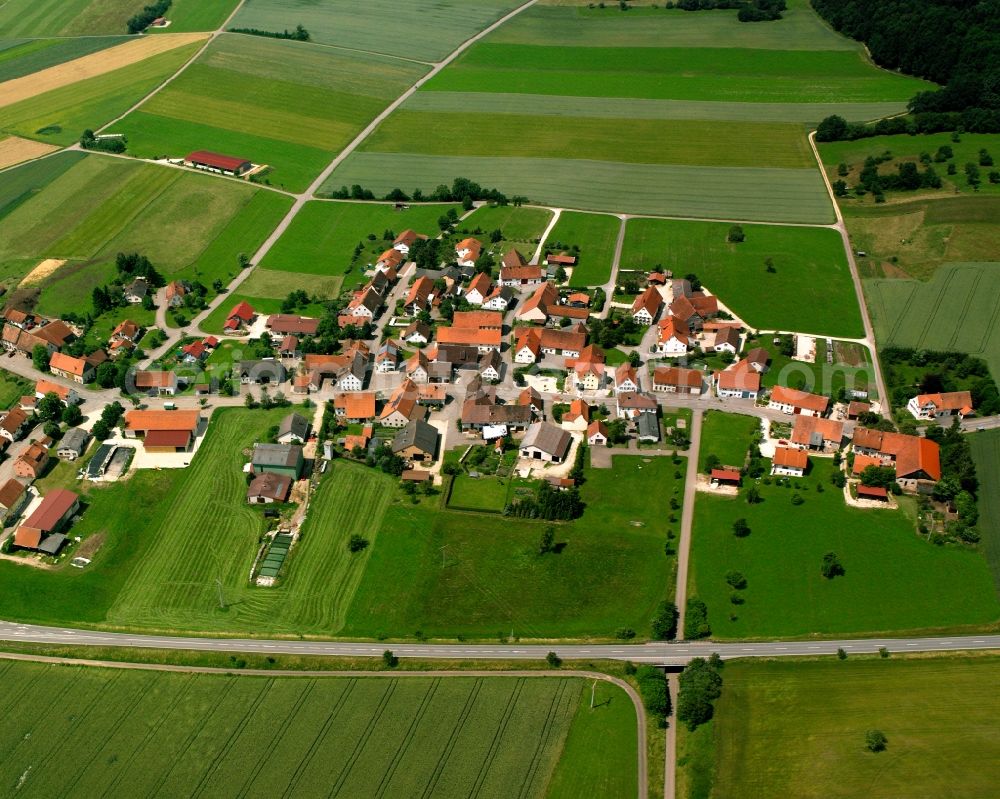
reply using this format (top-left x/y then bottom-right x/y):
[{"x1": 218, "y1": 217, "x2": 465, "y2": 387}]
[
  {"x1": 520, "y1": 422, "x2": 571, "y2": 458},
  {"x1": 252, "y1": 443, "x2": 303, "y2": 468},
  {"x1": 125, "y1": 278, "x2": 148, "y2": 298},
  {"x1": 278, "y1": 413, "x2": 310, "y2": 441},
  {"x1": 637, "y1": 413, "x2": 660, "y2": 441},
  {"x1": 392, "y1": 419, "x2": 439, "y2": 456},
  {"x1": 86, "y1": 444, "x2": 115, "y2": 479},
  {"x1": 38, "y1": 533, "x2": 68, "y2": 555},
  {"x1": 239, "y1": 360, "x2": 287, "y2": 382},
  {"x1": 58, "y1": 427, "x2": 90, "y2": 454}
]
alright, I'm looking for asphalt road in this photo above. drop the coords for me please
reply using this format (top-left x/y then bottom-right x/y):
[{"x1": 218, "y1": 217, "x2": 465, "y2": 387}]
[{"x1": 2, "y1": 621, "x2": 997, "y2": 665}]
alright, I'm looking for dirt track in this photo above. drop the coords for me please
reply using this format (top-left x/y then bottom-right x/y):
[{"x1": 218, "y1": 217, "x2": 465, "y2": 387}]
[
  {"x1": 0, "y1": 136, "x2": 59, "y2": 168},
  {"x1": 0, "y1": 33, "x2": 208, "y2": 108}
]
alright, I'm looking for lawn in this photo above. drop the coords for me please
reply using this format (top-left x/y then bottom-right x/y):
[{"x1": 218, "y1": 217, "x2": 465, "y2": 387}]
[
  {"x1": 342, "y1": 455, "x2": 687, "y2": 640},
  {"x1": 239, "y1": 266, "x2": 343, "y2": 301},
  {"x1": 201, "y1": 291, "x2": 327, "y2": 334},
  {"x1": 865, "y1": 262, "x2": 1000, "y2": 381},
  {"x1": 259, "y1": 200, "x2": 461, "y2": 277},
  {"x1": 688, "y1": 458, "x2": 1000, "y2": 638},
  {"x1": 969, "y1": 429, "x2": 1000, "y2": 595},
  {"x1": 621, "y1": 219, "x2": 863, "y2": 337},
  {"x1": 0, "y1": 0, "x2": 143, "y2": 36},
  {"x1": 463, "y1": 204, "x2": 553, "y2": 247},
  {"x1": 0, "y1": 660, "x2": 636, "y2": 798},
  {"x1": 447, "y1": 472, "x2": 521, "y2": 512},
  {"x1": 699, "y1": 411, "x2": 758, "y2": 471},
  {"x1": 323, "y1": 152, "x2": 834, "y2": 224},
  {"x1": 148, "y1": 0, "x2": 240, "y2": 32},
  {"x1": 547, "y1": 211, "x2": 620, "y2": 286},
  {"x1": 688, "y1": 656, "x2": 1000, "y2": 799},
  {"x1": 0, "y1": 36, "x2": 128, "y2": 82},
  {"x1": 0, "y1": 367, "x2": 33, "y2": 409},
  {"x1": 229, "y1": 0, "x2": 521, "y2": 62},
  {"x1": 114, "y1": 35, "x2": 427, "y2": 191}
]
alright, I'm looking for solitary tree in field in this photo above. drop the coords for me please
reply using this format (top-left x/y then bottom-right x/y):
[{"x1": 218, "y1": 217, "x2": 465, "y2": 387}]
[
  {"x1": 732, "y1": 518, "x2": 751, "y2": 537},
  {"x1": 821, "y1": 551, "x2": 845, "y2": 579},
  {"x1": 727, "y1": 225, "x2": 745, "y2": 244},
  {"x1": 865, "y1": 730, "x2": 888, "y2": 752}
]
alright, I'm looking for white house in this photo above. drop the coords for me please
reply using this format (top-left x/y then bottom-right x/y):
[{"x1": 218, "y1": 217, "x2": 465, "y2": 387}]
[
  {"x1": 656, "y1": 319, "x2": 689, "y2": 356},
  {"x1": 771, "y1": 446, "x2": 808, "y2": 477},
  {"x1": 906, "y1": 391, "x2": 973, "y2": 421},
  {"x1": 519, "y1": 422, "x2": 572, "y2": 464}
]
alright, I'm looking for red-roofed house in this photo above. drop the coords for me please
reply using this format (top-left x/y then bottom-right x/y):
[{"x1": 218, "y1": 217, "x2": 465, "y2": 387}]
[
  {"x1": 186, "y1": 150, "x2": 252, "y2": 176},
  {"x1": 631, "y1": 286, "x2": 663, "y2": 325},
  {"x1": 768, "y1": 385, "x2": 829, "y2": 417},
  {"x1": 906, "y1": 391, "x2": 974, "y2": 421},
  {"x1": 714, "y1": 360, "x2": 760, "y2": 399},
  {"x1": 771, "y1": 446, "x2": 808, "y2": 477},
  {"x1": 652, "y1": 366, "x2": 703, "y2": 395},
  {"x1": 455, "y1": 238, "x2": 482, "y2": 267},
  {"x1": 656, "y1": 318, "x2": 689, "y2": 356},
  {"x1": 587, "y1": 420, "x2": 609, "y2": 446},
  {"x1": 465, "y1": 272, "x2": 493, "y2": 305},
  {"x1": 49, "y1": 352, "x2": 93, "y2": 384},
  {"x1": 851, "y1": 428, "x2": 941, "y2": 493},
  {"x1": 224, "y1": 301, "x2": 256, "y2": 331}
]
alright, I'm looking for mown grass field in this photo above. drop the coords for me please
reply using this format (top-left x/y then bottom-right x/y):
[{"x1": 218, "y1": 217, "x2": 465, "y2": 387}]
[
  {"x1": 324, "y1": 153, "x2": 834, "y2": 223},
  {"x1": 688, "y1": 458, "x2": 1000, "y2": 639},
  {"x1": 0, "y1": 41, "x2": 204, "y2": 146},
  {"x1": 970, "y1": 429, "x2": 1000, "y2": 595},
  {"x1": 686, "y1": 656, "x2": 1000, "y2": 799},
  {"x1": 342, "y1": 455, "x2": 686, "y2": 640},
  {"x1": 0, "y1": 367, "x2": 32, "y2": 409},
  {"x1": 622, "y1": 219, "x2": 863, "y2": 337},
  {"x1": 845, "y1": 196, "x2": 1000, "y2": 281},
  {"x1": 0, "y1": 0, "x2": 141, "y2": 36},
  {"x1": 229, "y1": 0, "x2": 520, "y2": 62},
  {"x1": 114, "y1": 35, "x2": 427, "y2": 191},
  {"x1": 463, "y1": 204, "x2": 552, "y2": 247},
  {"x1": 148, "y1": 0, "x2": 240, "y2": 32},
  {"x1": 0, "y1": 154, "x2": 291, "y2": 309},
  {"x1": 0, "y1": 661, "x2": 636, "y2": 799},
  {"x1": 547, "y1": 211, "x2": 620, "y2": 286},
  {"x1": 0, "y1": 36, "x2": 128, "y2": 82},
  {"x1": 259, "y1": 200, "x2": 460, "y2": 277},
  {"x1": 699, "y1": 411, "x2": 758, "y2": 472},
  {"x1": 865, "y1": 262, "x2": 1000, "y2": 380}
]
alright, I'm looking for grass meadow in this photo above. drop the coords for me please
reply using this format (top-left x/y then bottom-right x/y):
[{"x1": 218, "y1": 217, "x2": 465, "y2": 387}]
[
  {"x1": 148, "y1": 0, "x2": 240, "y2": 32},
  {"x1": 684, "y1": 656, "x2": 1000, "y2": 799},
  {"x1": 0, "y1": 661, "x2": 636, "y2": 798},
  {"x1": 229, "y1": 0, "x2": 520, "y2": 62},
  {"x1": 865, "y1": 262, "x2": 1000, "y2": 380},
  {"x1": 621, "y1": 219, "x2": 863, "y2": 337},
  {"x1": 0, "y1": 41, "x2": 204, "y2": 146},
  {"x1": 114, "y1": 34, "x2": 427, "y2": 191},
  {"x1": 0, "y1": 36, "x2": 128, "y2": 82},
  {"x1": 259, "y1": 200, "x2": 461, "y2": 277},
  {"x1": 0, "y1": 0, "x2": 141, "y2": 36},
  {"x1": 546, "y1": 211, "x2": 620, "y2": 286},
  {"x1": 699, "y1": 411, "x2": 758, "y2": 472},
  {"x1": 688, "y1": 458, "x2": 1000, "y2": 639},
  {"x1": 0, "y1": 367, "x2": 33, "y2": 408},
  {"x1": 970, "y1": 429, "x2": 1000, "y2": 595},
  {"x1": 463, "y1": 204, "x2": 553, "y2": 248},
  {"x1": 342, "y1": 455, "x2": 686, "y2": 640}
]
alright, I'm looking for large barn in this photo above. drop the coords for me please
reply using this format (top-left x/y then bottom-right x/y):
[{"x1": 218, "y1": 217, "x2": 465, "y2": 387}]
[{"x1": 185, "y1": 150, "x2": 252, "y2": 177}]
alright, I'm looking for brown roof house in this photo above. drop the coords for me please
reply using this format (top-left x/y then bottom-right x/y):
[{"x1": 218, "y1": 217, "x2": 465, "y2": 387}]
[
  {"x1": 13, "y1": 488, "x2": 78, "y2": 555},
  {"x1": 519, "y1": 422, "x2": 572, "y2": 464},
  {"x1": 247, "y1": 472, "x2": 292, "y2": 504}
]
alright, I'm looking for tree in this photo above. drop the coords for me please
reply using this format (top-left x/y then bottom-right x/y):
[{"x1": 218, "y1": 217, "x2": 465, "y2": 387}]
[
  {"x1": 382, "y1": 650, "x2": 398, "y2": 668},
  {"x1": 727, "y1": 225, "x2": 745, "y2": 243},
  {"x1": 95, "y1": 361, "x2": 118, "y2": 389},
  {"x1": 725, "y1": 570, "x2": 747, "y2": 590},
  {"x1": 732, "y1": 518, "x2": 751, "y2": 537},
  {"x1": 32, "y1": 345, "x2": 50, "y2": 373},
  {"x1": 745, "y1": 485, "x2": 761, "y2": 504},
  {"x1": 538, "y1": 526, "x2": 555, "y2": 555},
  {"x1": 703, "y1": 453, "x2": 720, "y2": 474},
  {"x1": 628, "y1": 350, "x2": 641, "y2": 367},
  {"x1": 61, "y1": 404, "x2": 83, "y2": 427},
  {"x1": 546, "y1": 651, "x2": 562, "y2": 668},
  {"x1": 821, "y1": 551, "x2": 845, "y2": 579},
  {"x1": 347, "y1": 534, "x2": 369, "y2": 552},
  {"x1": 36, "y1": 392, "x2": 63, "y2": 423},
  {"x1": 650, "y1": 601, "x2": 678, "y2": 640},
  {"x1": 684, "y1": 597, "x2": 711, "y2": 639},
  {"x1": 865, "y1": 730, "x2": 888, "y2": 752},
  {"x1": 636, "y1": 665, "x2": 671, "y2": 720},
  {"x1": 677, "y1": 657, "x2": 723, "y2": 730}
]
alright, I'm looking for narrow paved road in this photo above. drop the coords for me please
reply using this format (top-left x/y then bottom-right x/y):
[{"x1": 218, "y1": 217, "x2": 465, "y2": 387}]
[{"x1": 673, "y1": 409, "x2": 703, "y2": 639}]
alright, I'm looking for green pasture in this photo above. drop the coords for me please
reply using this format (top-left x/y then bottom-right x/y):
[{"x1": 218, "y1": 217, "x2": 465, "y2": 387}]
[
  {"x1": 323, "y1": 153, "x2": 834, "y2": 224},
  {"x1": 114, "y1": 35, "x2": 427, "y2": 191},
  {"x1": 0, "y1": 367, "x2": 32, "y2": 409},
  {"x1": 970, "y1": 429, "x2": 1000, "y2": 594},
  {"x1": 148, "y1": 0, "x2": 240, "y2": 32},
  {"x1": 463, "y1": 204, "x2": 553, "y2": 246},
  {"x1": 405, "y1": 91, "x2": 908, "y2": 126},
  {"x1": 0, "y1": 150, "x2": 84, "y2": 218},
  {"x1": 362, "y1": 111, "x2": 814, "y2": 170},
  {"x1": 844, "y1": 195, "x2": 1000, "y2": 281},
  {"x1": 424, "y1": 44, "x2": 932, "y2": 104},
  {"x1": 0, "y1": 0, "x2": 140, "y2": 36},
  {"x1": 342, "y1": 455, "x2": 686, "y2": 640},
  {"x1": 239, "y1": 267, "x2": 343, "y2": 301},
  {"x1": 0, "y1": 661, "x2": 635, "y2": 799},
  {"x1": 0, "y1": 42, "x2": 204, "y2": 146},
  {"x1": 229, "y1": 0, "x2": 520, "y2": 62},
  {"x1": 699, "y1": 411, "x2": 758, "y2": 471},
  {"x1": 259, "y1": 200, "x2": 461, "y2": 277},
  {"x1": 200, "y1": 293, "x2": 327, "y2": 334},
  {"x1": 691, "y1": 657, "x2": 1000, "y2": 799},
  {"x1": 491, "y1": 0, "x2": 860, "y2": 50},
  {"x1": 546, "y1": 211, "x2": 620, "y2": 286},
  {"x1": 447, "y1": 473, "x2": 518, "y2": 512},
  {"x1": 622, "y1": 219, "x2": 862, "y2": 337},
  {"x1": 0, "y1": 36, "x2": 128, "y2": 82},
  {"x1": 865, "y1": 262, "x2": 1000, "y2": 380},
  {"x1": 688, "y1": 458, "x2": 1000, "y2": 638}
]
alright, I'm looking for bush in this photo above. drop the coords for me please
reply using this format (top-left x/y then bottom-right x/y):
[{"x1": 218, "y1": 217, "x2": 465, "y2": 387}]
[
  {"x1": 347, "y1": 534, "x2": 369, "y2": 553},
  {"x1": 725, "y1": 570, "x2": 747, "y2": 590},
  {"x1": 677, "y1": 657, "x2": 723, "y2": 731},
  {"x1": 727, "y1": 225, "x2": 745, "y2": 243},
  {"x1": 615, "y1": 627, "x2": 636, "y2": 640},
  {"x1": 732, "y1": 518, "x2": 751, "y2": 537},
  {"x1": 650, "y1": 600, "x2": 678, "y2": 640},
  {"x1": 684, "y1": 597, "x2": 711, "y2": 639},
  {"x1": 865, "y1": 729, "x2": 888, "y2": 752},
  {"x1": 636, "y1": 665, "x2": 671, "y2": 718},
  {"x1": 546, "y1": 651, "x2": 562, "y2": 668},
  {"x1": 382, "y1": 649, "x2": 398, "y2": 668},
  {"x1": 821, "y1": 551, "x2": 845, "y2": 579}
]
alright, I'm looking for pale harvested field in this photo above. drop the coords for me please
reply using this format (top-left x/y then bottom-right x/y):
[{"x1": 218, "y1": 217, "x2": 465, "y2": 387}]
[
  {"x1": 0, "y1": 33, "x2": 208, "y2": 108},
  {"x1": 19, "y1": 257, "x2": 66, "y2": 286},
  {"x1": 0, "y1": 135, "x2": 59, "y2": 169}
]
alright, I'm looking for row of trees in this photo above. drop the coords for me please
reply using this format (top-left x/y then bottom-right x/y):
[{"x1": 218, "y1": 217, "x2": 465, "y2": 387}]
[
  {"x1": 79, "y1": 129, "x2": 126, "y2": 154},
  {"x1": 326, "y1": 177, "x2": 523, "y2": 207},
  {"x1": 669, "y1": 0, "x2": 786, "y2": 22},
  {"x1": 504, "y1": 482, "x2": 584, "y2": 520},
  {"x1": 228, "y1": 24, "x2": 310, "y2": 41}
]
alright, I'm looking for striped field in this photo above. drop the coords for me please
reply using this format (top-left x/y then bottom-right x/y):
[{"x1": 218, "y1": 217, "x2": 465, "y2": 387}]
[{"x1": 0, "y1": 661, "x2": 637, "y2": 799}]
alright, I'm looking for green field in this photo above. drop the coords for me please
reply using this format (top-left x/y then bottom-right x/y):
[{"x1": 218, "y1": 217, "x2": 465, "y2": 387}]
[
  {"x1": 0, "y1": 367, "x2": 32, "y2": 409},
  {"x1": 239, "y1": 267, "x2": 343, "y2": 301},
  {"x1": 229, "y1": 0, "x2": 520, "y2": 62},
  {"x1": 970, "y1": 430, "x2": 1000, "y2": 595},
  {"x1": 259, "y1": 200, "x2": 461, "y2": 277},
  {"x1": 447, "y1": 473, "x2": 518, "y2": 512},
  {"x1": 621, "y1": 219, "x2": 863, "y2": 337},
  {"x1": 463, "y1": 204, "x2": 553, "y2": 247},
  {"x1": 0, "y1": 41, "x2": 204, "y2": 146},
  {"x1": 0, "y1": 0, "x2": 142, "y2": 36},
  {"x1": 688, "y1": 458, "x2": 1000, "y2": 638},
  {"x1": 114, "y1": 34, "x2": 427, "y2": 191},
  {"x1": 866, "y1": 262, "x2": 1000, "y2": 381},
  {"x1": 686, "y1": 657, "x2": 1000, "y2": 799},
  {"x1": 324, "y1": 153, "x2": 834, "y2": 223},
  {"x1": 148, "y1": 0, "x2": 240, "y2": 32},
  {"x1": 0, "y1": 154, "x2": 292, "y2": 307},
  {"x1": 342, "y1": 455, "x2": 686, "y2": 639},
  {"x1": 0, "y1": 660, "x2": 636, "y2": 798},
  {"x1": 546, "y1": 211, "x2": 620, "y2": 286},
  {"x1": 199, "y1": 293, "x2": 328, "y2": 333},
  {"x1": 699, "y1": 411, "x2": 758, "y2": 472},
  {"x1": 0, "y1": 36, "x2": 128, "y2": 82}
]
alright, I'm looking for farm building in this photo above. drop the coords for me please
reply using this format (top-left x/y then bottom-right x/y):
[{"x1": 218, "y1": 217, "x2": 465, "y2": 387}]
[
  {"x1": 252, "y1": 444, "x2": 305, "y2": 479},
  {"x1": 57, "y1": 428, "x2": 90, "y2": 461},
  {"x1": 0, "y1": 479, "x2": 29, "y2": 523},
  {"x1": 519, "y1": 422, "x2": 572, "y2": 464},
  {"x1": 276, "y1": 413, "x2": 310, "y2": 445},
  {"x1": 391, "y1": 419, "x2": 439, "y2": 463},
  {"x1": 124, "y1": 410, "x2": 202, "y2": 452},
  {"x1": 185, "y1": 150, "x2": 253, "y2": 176},
  {"x1": 13, "y1": 489, "x2": 79, "y2": 555},
  {"x1": 247, "y1": 472, "x2": 292, "y2": 504}
]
